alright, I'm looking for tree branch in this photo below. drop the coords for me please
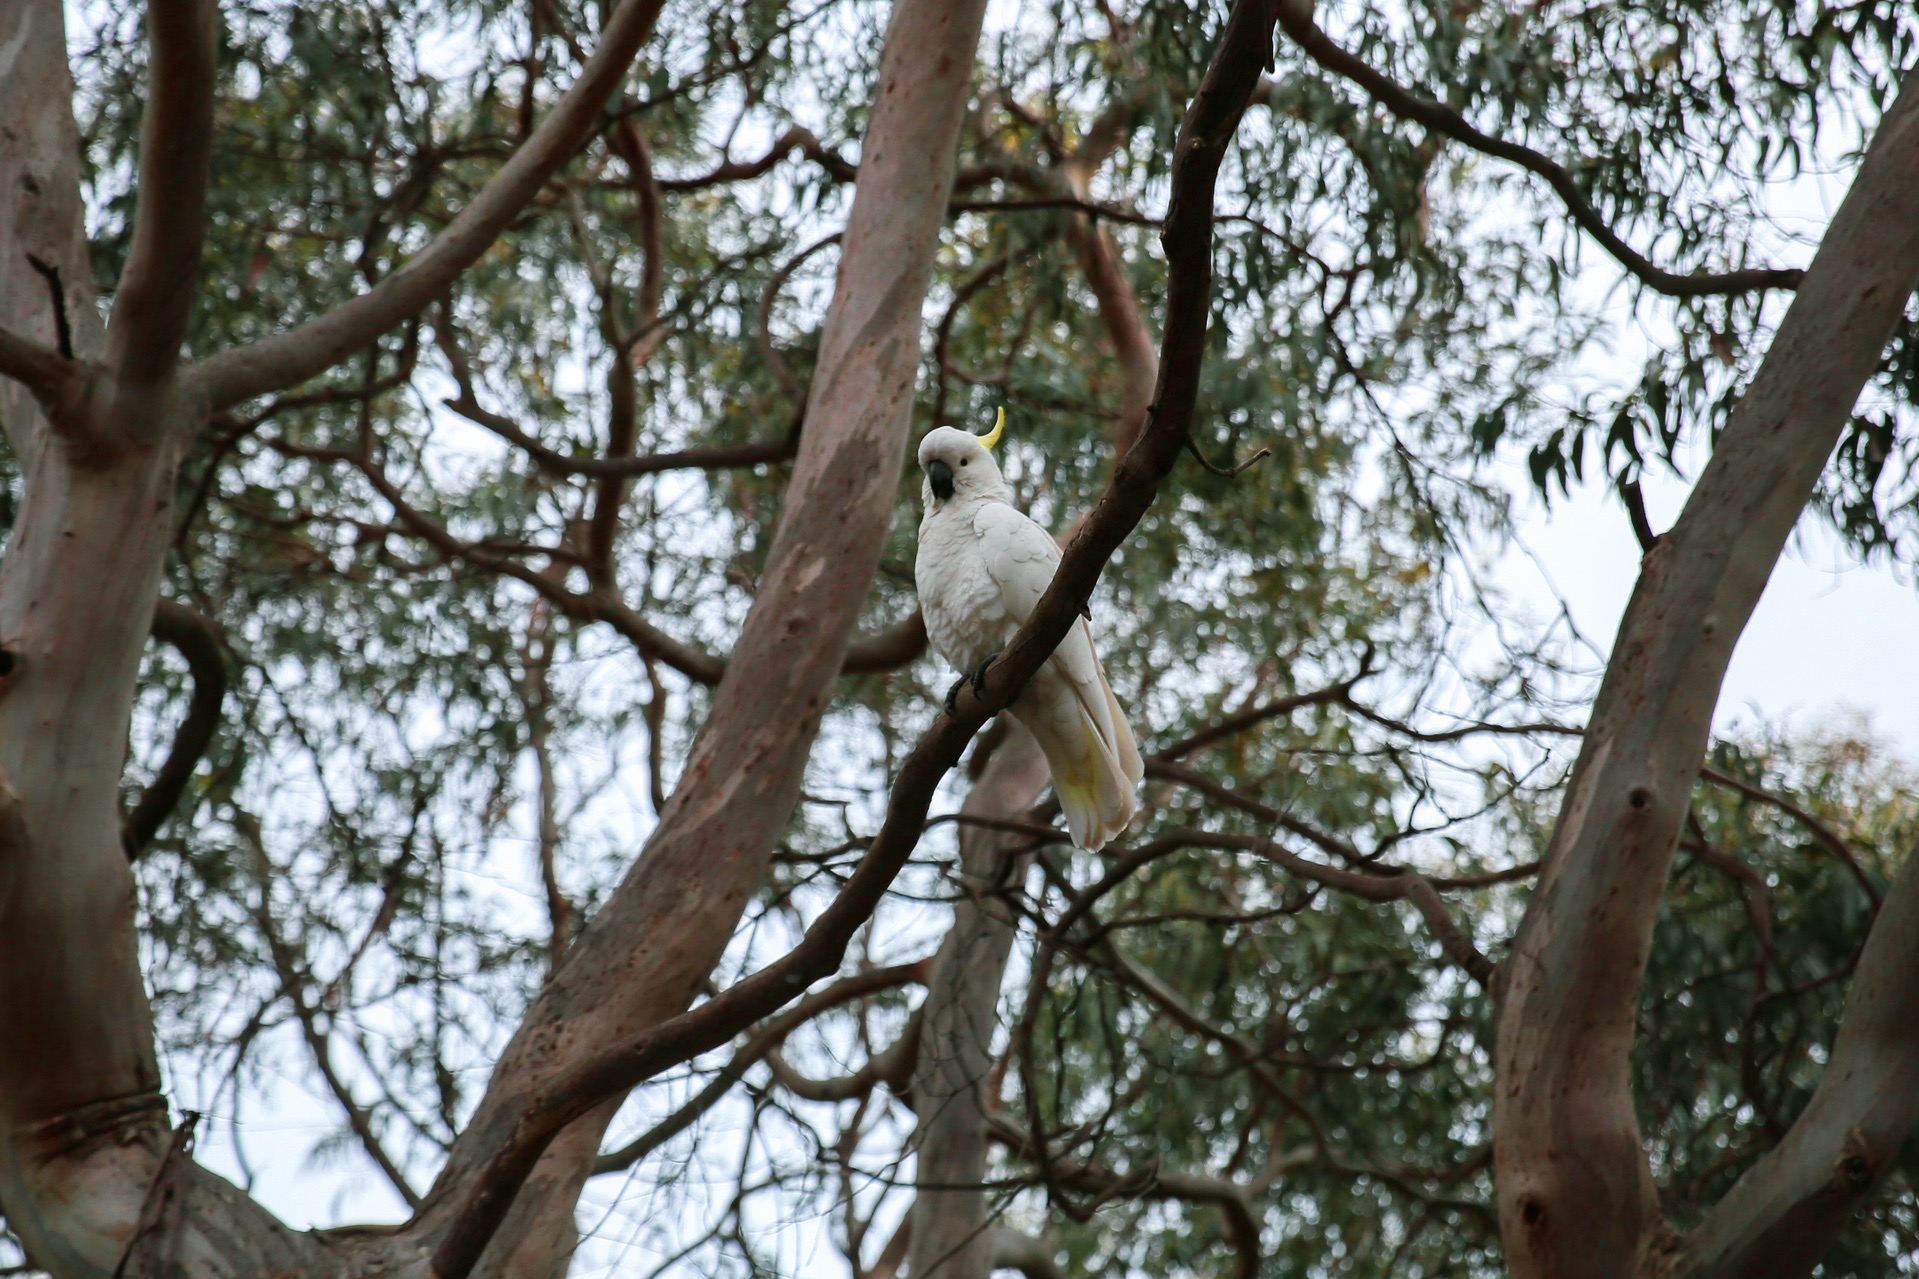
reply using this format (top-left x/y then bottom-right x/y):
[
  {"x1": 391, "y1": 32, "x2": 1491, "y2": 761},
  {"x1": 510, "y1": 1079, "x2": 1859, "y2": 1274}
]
[
  {"x1": 655, "y1": 125, "x2": 856, "y2": 190},
  {"x1": 0, "y1": 323, "x2": 80, "y2": 411},
  {"x1": 104, "y1": 0, "x2": 218, "y2": 391},
  {"x1": 1273, "y1": 6, "x2": 1805, "y2": 298},
  {"x1": 1679, "y1": 844, "x2": 1919, "y2": 1277},
  {"x1": 590, "y1": 961, "x2": 927, "y2": 1176},
  {"x1": 122, "y1": 601, "x2": 226, "y2": 860},
  {"x1": 189, "y1": 0, "x2": 668, "y2": 410}
]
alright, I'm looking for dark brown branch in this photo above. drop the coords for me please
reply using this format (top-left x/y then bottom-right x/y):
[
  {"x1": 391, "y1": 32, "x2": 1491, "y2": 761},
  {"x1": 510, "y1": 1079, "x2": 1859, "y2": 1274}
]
[
  {"x1": 237, "y1": 819, "x2": 422, "y2": 1208},
  {"x1": 590, "y1": 961, "x2": 927, "y2": 1176},
  {"x1": 1621, "y1": 477, "x2": 1660, "y2": 553},
  {"x1": 420, "y1": 3, "x2": 1280, "y2": 1269},
  {"x1": 655, "y1": 126, "x2": 856, "y2": 190},
  {"x1": 1273, "y1": 6, "x2": 1805, "y2": 298},
  {"x1": 1156, "y1": 827, "x2": 1499, "y2": 988},
  {"x1": 755, "y1": 232, "x2": 841, "y2": 407},
  {"x1": 1699, "y1": 765, "x2": 1881, "y2": 910},
  {"x1": 441, "y1": 392, "x2": 798, "y2": 478},
  {"x1": 104, "y1": 0, "x2": 218, "y2": 391},
  {"x1": 948, "y1": 196, "x2": 1161, "y2": 227},
  {"x1": 122, "y1": 601, "x2": 227, "y2": 860},
  {"x1": 23, "y1": 255, "x2": 73, "y2": 359},
  {"x1": 190, "y1": 0, "x2": 668, "y2": 409}
]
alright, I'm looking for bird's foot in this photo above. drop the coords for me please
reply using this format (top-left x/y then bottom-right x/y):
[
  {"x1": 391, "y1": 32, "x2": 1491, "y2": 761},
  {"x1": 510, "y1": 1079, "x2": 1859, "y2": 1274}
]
[{"x1": 942, "y1": 652, "x2": 1000, "y2": 716}]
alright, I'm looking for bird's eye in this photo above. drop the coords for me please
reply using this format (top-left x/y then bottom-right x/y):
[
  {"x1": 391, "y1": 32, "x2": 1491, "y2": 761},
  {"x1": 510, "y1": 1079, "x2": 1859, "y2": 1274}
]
[{"x1": 960, "y1": 458, "x2": 969, "y2": 466}]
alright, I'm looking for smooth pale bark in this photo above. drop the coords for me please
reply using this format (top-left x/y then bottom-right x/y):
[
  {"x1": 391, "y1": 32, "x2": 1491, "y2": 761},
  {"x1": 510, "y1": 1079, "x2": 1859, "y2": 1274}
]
[
  {"x1": 1677, "y1": 845, "x2": 1919, "y2": 1277},
  {"x1": 0, "y1": 0, "x2": 101, "y2": 469},
  {"x1": 407, "y1": 4, "x2": 992, "y2": 1274},
  {"x1": 907, "y1": 725, "x2": 1050, "y2": 1279},
  {"x1": 1492, "y1": 80, "x2": 1919, "y2": 1279}
]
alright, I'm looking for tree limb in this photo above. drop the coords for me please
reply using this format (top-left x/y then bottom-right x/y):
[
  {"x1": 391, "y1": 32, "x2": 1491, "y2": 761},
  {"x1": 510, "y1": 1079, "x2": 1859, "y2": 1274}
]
[
  {"x1": 1273, "y1": 5, "x2": 1804, "y2": 298},
  {"x1": 122, "y1": 601, "x2": 226, "y2": 860},
  {"x1": 189, "y1": 0, "x2": 668, "y2": 409},
  {"x1": 1677, "y1": 844, "x2": 1919, "y2": 1277},
  {"x1": 590, "y1": 961, "x2": 927, "y2": 1176},
  {"x1": 0, "y1": 324, "x2": 80, "y2": 411},
  {"x1": 103, "y1": 0, "x2": 218, "y2": 392}
]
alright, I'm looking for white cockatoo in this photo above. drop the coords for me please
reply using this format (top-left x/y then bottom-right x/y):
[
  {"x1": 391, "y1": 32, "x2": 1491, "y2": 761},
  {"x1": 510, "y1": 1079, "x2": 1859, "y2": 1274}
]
[{"x1": 914, "y1": 410, "x2": 1143, "y2": 850}]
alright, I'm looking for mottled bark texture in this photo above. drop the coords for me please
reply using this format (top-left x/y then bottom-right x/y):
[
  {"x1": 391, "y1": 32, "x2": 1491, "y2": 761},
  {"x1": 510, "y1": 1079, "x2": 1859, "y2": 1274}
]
[
  {"x1": 908, "y1": 724, "x2": 1050, "y2": 1279},
  {"x1": 1493, "y1": 79, "x2": 1919, "y2": 1279}
]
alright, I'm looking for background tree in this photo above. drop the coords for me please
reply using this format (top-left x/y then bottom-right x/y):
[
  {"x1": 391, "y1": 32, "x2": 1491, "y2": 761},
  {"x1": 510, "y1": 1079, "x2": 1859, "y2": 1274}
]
[{"x1": 1, "y1": 1, "x2": 1917, "y2": 1277}]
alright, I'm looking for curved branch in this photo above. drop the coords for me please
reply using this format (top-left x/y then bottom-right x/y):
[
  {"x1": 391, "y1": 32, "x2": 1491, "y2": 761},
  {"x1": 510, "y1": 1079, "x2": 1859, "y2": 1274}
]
[
  {"x1": 104, "y1": 0, "x2": 218, "y2": 391},
  {"x1": 1273, "y1": 6, "x2": 1804, "y2": 298},
  {"x1": 190, "y1": 0, "x2": 668, "y2": 409},
  {"x1": 656, "y1": 125, "x2": 856, "y2": 191},
  {"x1": 590, "y1": 961, "x2": 927, "y2": 1176},
  {"x1": 122, "y1": 601, "x2": 227, "y2": 860}
]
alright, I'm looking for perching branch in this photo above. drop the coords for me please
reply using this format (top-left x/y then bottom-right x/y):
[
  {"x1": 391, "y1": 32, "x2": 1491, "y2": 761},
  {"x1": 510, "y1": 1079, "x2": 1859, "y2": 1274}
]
[
  {"x1": 103, "y1": 0, "x2": 218, "y2": 392},
  {"x1": 122, "y1": 601, "x2": 227, "y2": 860},
  {"x1": 1273, "y1": 6, "x2": 1805, "y2": 299},
  {"x1": 590, "y1": 961, "x2": 928, "y2": 1176},
  {"x1": 189, "y1": 0, "x2": 668, "y2": 410}
]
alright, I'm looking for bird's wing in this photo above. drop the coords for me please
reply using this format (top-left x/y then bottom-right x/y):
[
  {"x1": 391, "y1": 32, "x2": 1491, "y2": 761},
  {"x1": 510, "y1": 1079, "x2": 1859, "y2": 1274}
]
[
  {"x1": 971, "y1": 499, "x2": 1063, "y2": 626},
  {"x1": 973, "y1": 501, "x2": 1114, "y2": 724}
]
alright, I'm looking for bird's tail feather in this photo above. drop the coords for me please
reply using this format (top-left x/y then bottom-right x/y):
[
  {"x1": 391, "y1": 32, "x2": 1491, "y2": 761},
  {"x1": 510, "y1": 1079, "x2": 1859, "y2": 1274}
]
[{"x1": 1021, "y1": 696, "x2": 1139, "y2": 850}]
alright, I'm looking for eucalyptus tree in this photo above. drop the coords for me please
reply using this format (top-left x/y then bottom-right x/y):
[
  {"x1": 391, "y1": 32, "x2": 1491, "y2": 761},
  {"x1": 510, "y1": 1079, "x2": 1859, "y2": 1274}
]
[{"x1": 1, "y1": 1, "x2": 1917, "y2": 1278}]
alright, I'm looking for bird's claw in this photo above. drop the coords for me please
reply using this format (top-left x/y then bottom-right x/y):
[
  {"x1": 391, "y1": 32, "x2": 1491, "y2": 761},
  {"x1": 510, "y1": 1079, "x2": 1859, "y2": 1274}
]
[{"x1": 943, "y1": 652, "x2": 1000, "y2": 717}]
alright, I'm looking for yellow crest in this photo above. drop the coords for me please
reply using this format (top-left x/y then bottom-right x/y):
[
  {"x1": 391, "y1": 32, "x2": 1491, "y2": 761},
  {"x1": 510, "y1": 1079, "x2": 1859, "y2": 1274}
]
[{"x1": 978, "y1": 406, "x2": 1006, "y2": 451}]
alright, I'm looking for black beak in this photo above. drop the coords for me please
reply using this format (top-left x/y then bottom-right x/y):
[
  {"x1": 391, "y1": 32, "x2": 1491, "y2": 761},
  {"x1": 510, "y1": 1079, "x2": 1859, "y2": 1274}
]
[{"x1": 927, "y1": 459, "x2": 955, "y2": 501}]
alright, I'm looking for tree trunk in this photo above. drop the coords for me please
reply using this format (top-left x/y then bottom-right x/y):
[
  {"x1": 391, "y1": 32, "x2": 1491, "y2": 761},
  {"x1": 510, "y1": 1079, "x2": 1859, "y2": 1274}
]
[
  {"x1": 1492, "y1": 79, "x2": 1919, "y2": 1279},
  {"x1": 907, "y1": 724, "x2": 1050, "y2": 1279}
]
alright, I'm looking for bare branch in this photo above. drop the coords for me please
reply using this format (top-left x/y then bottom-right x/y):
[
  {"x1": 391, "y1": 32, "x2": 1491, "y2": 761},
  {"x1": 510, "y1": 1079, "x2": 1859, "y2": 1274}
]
[
  {"x1": 122, "y1": 601, "x2": 227, "y2": 860},
  {"x1": 104, "y1": 0, "x2": 218, "y2": 391},
  {"x1": 440, "y1": 392, "x2": 798, "y2": 478},
  {"x1": 189, "y1": 0, "x2": 668, "y2": 410},
  {"x1": 0, "y1": 322, "x2": 79, "y2": 410},
  {"x1": 656, "y1": 125, "x2": 856, "y2": 191},
  {"x1": 1700, "y1": 765, "x2": 1881, "y2": 910},
  {"x1": 590, "y1": 961, "x2": 928, "y2": 1176},
  {"x1": 1273, "y1": 6, "x2": 1805, "y2": 298}
]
